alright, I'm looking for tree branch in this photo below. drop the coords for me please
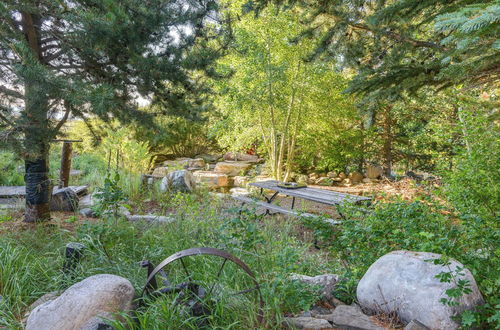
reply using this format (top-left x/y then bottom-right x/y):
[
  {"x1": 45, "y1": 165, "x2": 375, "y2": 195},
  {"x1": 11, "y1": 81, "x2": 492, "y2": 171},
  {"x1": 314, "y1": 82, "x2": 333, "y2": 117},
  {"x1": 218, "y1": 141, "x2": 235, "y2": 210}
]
[
  {"x1": 0, "y1": 85, "x2": 24, "y2": 99},
  {"x1": 53, "y1": 103, "x2": 71, "y2": 133},
  {"x1": 0, "y1": 106, "x2": 15, "y2": 127}
]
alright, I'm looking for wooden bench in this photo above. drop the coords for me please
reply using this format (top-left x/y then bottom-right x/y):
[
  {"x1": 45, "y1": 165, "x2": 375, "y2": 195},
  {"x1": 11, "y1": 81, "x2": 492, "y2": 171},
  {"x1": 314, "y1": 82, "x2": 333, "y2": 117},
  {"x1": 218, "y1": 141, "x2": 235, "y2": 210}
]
[{"x1": 233, "y1": 195, "x2": 342, "y2": 225}]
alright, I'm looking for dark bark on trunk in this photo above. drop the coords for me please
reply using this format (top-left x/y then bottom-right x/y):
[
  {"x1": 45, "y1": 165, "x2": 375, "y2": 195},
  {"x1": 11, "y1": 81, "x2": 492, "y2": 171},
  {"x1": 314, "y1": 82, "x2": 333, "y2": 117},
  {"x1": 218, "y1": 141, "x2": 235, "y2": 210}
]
[
  {"x1": 23, "y1": 80, "x2": 51, "y2": 222},
  {"x1": 382, "y1": 106, "x2": 393, "y2": 177}
]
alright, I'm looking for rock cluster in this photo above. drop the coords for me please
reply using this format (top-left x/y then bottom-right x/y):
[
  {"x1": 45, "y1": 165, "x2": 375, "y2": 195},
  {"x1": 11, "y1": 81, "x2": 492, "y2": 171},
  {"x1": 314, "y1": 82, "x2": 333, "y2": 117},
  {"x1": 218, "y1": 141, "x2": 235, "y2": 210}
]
[{"x1": 287, "y1": 250, "x2": 484, "y2": 330}]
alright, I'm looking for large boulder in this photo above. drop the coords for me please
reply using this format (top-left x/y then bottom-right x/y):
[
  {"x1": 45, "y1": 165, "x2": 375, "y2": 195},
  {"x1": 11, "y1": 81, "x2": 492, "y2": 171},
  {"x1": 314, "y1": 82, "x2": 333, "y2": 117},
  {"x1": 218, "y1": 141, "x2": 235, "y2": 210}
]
[
  {"x1": 357, "y1": 251, "x2": 484, "y2": 329},
  {"x1": 50, "y1": 187, "x2": 79, "y2": 211},
  {"x1": 193, "y1": 171, "x2": 232, "y2": 189},
  {"x1": 160, "y1": 170, "x2": 195, "y2": 193},
  {"x1": 214, "y1": 161, "x2": 253, "y2": 176},
  {"x1": 26, "y1": 274, "x2": 134, "y2": 330},
  {"x1": 223, "y1": 152, "x2": 260, "y2": 163}
]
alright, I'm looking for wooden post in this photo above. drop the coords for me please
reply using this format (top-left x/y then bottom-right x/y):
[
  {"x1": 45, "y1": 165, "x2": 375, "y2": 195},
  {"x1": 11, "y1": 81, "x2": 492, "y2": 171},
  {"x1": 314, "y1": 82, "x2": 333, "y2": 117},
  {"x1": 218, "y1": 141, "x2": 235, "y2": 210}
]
[{"x1": 59, "y1": 141, "x2": 73, "y2": 188}]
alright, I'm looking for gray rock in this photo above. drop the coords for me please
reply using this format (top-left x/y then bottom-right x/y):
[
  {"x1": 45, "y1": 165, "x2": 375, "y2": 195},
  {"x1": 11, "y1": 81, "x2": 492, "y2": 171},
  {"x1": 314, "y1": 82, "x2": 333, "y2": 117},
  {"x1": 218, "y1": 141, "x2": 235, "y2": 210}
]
[
  {"x1": 331, "y1": 305, "x2": 384, "y2": 330},
  {"x1": 284, "y1": 317, "x2": 332, "y2": 329},
  {"x1": 357, "y1": 251, "x2": 484, "y2": 330},
  {"x1": 160, "y1": 170, "x2": 195, "y2": 193},
  {"x1": 230, "y1": 188, "x2": 250, "y2": 196},
  {"x1": 290, "y1": 274, "x2": 339, "y2": 299},
  {"x1": 152, "y1": 166, "x2": 169, "y2": 177},
  {"x1": 50, "y1": 187, "x2": 79, "y2": 211},
  {"x1": 80, "y1": 312, "x2": 114, "y2": 330},
  {"x1": 404, "y1": 319, "x2": 429, "y2": 330},
  {"x1": 126, "y1": 214, "x2": 175, "y2": 223},
  {"x1": 187, "y1": 158, "x2": 205, "y2": 169},
  {"x1": 26, "y1": 274, "x2": 134, "y2": 330},
  {"x1": 24, "y1": 292, "x2": 60, "y2": 318},
  {"x1": 79, "y1": 208, "x2": 96, "y2": 218},
  {"x1": 193, "y1": 171, "x2": 231, "y2": 189}
]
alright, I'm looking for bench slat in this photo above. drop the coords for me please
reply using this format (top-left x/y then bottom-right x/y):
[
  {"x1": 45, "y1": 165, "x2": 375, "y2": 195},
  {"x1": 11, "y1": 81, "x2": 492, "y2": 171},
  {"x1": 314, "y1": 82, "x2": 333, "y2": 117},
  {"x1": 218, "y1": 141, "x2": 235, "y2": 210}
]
[{"x1": 233, "y1": 195, "x2": 341, "y2": 225}]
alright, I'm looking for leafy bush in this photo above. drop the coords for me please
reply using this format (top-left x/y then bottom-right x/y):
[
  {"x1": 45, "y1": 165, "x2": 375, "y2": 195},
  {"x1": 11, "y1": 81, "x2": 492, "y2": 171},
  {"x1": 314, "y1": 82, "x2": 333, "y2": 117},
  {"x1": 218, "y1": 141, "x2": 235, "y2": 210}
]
[{"x1": 441, "y1": 108, "x2": 499, "y2": 221}]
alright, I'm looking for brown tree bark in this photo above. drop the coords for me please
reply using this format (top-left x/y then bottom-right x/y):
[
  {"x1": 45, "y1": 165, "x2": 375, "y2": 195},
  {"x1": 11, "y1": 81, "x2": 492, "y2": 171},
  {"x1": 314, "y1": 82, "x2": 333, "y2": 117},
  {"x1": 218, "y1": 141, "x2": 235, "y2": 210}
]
[
  {"x1": 382, "y1": 106, "x2": 393, "y2": 177},
  {"x1": 21, "y1": 10, "x2": 52, "y2": 222}
]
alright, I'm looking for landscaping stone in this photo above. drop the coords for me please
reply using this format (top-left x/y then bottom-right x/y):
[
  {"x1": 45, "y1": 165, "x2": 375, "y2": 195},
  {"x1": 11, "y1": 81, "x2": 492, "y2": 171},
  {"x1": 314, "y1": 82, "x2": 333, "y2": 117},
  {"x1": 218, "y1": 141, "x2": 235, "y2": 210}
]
[
  {"x1": 362, "y1": 178, "x2": 372, "y2": 184},
  {"x1": 315, "y1": 177, "x2": 332, "y2": 186},
  {"x1": 28, "y1": 292, "x2": 60, "y2": 312},
  {"x1": 50, "y1": 187, "x2": 79, "y2": 211},
  {"x1": 214, "y1": 161, "x2": 253, "y2": 176},
  {"x1": 233, "y1": 175, "x2": 251, "y2": 187},
  {"x1": 284, "y1": 317, "x2": 332, "y2": 329},
  {"x1": 327, "y1": 171, "x2": 337, "y2": 178},
  {"x1": 79, "y1": 207, "x2": 96, "y2": 218},
  {"x1": 195, "y1": 153, "x2": 221, "y2": 163},
  {"x1": 160, "y1": 170, "x2": 195, "y2": 193},
  {"x1": 338, "y1": 172, "x2": 347, "y2": 180},
  {"x1": 290, "y1": 274, "x2": 339, "y2": 300},
  {"x1": 331, "y1": 305, "x2": 384, "y2": 330},
  {"x1": 366, "y1": 164, "x2": 383, "y2": 179},
  {"x1": 26, "y1": 274, "x2": 134, "y2": 330},
  {"x1": 349, "y1": 171, "x2": 364, "y2": 184},
  {"x1": 126, "y1": 214, "x2": 175, "y2": 223},
  {"x1": 230, "y1": 187, "x2": 250, "y2": 196},
  {"x1": 404, "y1": 320, "x2": 429, "y2": 330},
  {"x1": 188, "y1": 158, "x2": 205, "y2": 169},
  {"x1": 152, "y1": 166, "x2": 169, "y2": 177},
  {"x1": 223, "y1": 152, "x2": 261, "y2": 163},
  {"x1": 193, "y1": 170, "x2": 232, "y2": 188},
  {"x1": 357, "y1": 250, "x2": 484, "y2": 330},
  {"x1": 296, "y1": 174, "x2": 309, "y2": 184}
]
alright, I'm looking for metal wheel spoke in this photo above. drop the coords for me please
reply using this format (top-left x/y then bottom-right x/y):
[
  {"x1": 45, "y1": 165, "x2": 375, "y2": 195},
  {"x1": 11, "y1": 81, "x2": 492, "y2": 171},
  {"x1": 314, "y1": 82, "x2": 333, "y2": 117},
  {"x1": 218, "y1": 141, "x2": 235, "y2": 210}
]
[
  {"x1": 180, "y1": 258, "x2": 191, "y2": 280},
  {"x1": 207, "y1": 259, "x2": 227, "y2": 297}
]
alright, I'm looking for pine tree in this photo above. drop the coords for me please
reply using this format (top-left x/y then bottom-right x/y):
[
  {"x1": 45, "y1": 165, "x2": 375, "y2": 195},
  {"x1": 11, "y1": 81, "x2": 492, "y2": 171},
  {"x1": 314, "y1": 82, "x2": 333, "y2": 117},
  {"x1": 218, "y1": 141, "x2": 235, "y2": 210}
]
[{"x1": 0, "y1": 0, "x2": 226, "y2": 222}]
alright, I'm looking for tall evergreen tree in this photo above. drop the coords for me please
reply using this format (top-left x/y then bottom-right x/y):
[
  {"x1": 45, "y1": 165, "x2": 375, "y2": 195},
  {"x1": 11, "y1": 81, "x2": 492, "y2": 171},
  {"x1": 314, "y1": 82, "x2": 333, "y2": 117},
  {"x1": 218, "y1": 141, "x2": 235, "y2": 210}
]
[{"x1": 0, "y1": 0, "x2": 226, "y2": 222}]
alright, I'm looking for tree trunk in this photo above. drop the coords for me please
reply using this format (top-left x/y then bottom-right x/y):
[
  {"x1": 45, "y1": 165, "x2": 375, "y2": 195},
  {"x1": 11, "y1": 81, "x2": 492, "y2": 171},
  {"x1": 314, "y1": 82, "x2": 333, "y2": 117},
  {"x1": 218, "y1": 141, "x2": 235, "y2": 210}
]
[
  {"x1": 24, "y1": 134, "x2": 51, "y2": 222},
  {"x1": 21, "y1": 10, "x2": 52, "y2": 222},
  {"x1": 382, "y1": 106, "x2": 393, "y2": 177}
]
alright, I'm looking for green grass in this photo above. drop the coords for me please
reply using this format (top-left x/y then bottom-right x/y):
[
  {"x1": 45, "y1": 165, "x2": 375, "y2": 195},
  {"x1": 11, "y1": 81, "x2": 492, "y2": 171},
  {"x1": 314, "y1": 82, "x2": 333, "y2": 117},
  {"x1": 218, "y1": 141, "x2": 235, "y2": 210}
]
[{"x1": 0, "y1": 192, "x2": 329, "y2": 329}]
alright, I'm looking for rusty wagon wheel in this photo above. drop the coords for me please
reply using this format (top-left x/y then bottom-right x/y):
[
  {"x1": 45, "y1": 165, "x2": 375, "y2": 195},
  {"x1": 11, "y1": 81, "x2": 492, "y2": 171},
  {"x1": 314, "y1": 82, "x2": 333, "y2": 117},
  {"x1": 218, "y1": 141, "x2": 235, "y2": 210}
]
[{"x1": 140, "y1": 247, "x2": 264, "y2": 325}]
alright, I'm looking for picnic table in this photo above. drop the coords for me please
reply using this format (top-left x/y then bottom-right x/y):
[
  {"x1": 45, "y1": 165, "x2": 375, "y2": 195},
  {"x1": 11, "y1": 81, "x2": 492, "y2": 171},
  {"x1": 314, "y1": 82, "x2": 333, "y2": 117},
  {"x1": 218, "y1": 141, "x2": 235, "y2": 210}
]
[{"x1": 233, "y1": 180, "x2": 371, "y2": 224}]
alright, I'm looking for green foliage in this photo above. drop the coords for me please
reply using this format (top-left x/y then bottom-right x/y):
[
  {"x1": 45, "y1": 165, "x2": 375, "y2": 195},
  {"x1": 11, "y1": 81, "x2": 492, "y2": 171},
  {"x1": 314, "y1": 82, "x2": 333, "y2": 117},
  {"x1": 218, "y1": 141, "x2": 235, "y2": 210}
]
[
  {"x1": 212, "y1": 1, "x2": 360, "y2": 177},
  {"x1": 93, "y1": 172, "x2": 128, "y2": 217},
  {"x1": 0, "y1": 151, "x2": 24, "y2": 186},
  {"x1": 441, "y1": 107, "x2": 499, "y2": 221}
]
